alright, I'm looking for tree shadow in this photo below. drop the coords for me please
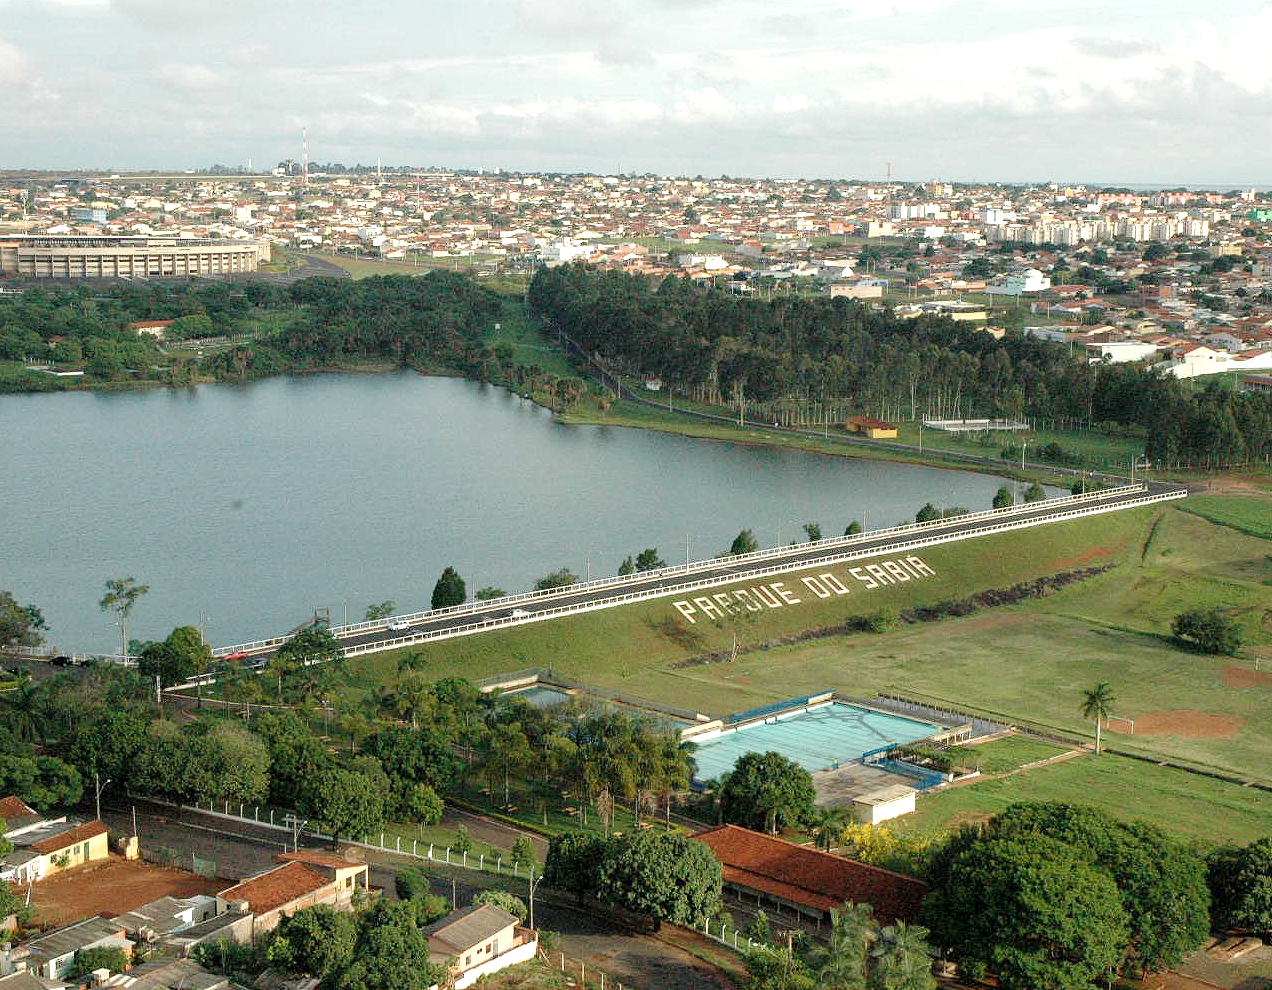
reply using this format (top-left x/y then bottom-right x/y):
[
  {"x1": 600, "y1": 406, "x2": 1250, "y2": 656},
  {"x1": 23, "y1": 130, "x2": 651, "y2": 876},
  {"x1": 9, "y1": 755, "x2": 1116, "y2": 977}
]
[{"x1": 648, "y1": 616, "x2": 705, "y2": 651}]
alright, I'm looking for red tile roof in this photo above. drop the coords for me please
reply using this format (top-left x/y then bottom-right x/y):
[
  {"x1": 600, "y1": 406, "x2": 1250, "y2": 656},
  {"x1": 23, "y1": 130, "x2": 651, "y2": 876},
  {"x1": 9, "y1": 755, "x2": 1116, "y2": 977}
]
[
  {"x1": 0, "y1": 796, "x2": 37, "y2": 821},
  {"x1": 219, "y1": 861, "x2": 332, "y2": 914},
  {"x1": 30, "y1": 820, "x2": 107, "y2": 854},
  {"x1": 276, "y1": 850, "x2": 366, "y2": 871},
  {"x1": 693, "y1": 824, "x2": 927, "y2": 922}
]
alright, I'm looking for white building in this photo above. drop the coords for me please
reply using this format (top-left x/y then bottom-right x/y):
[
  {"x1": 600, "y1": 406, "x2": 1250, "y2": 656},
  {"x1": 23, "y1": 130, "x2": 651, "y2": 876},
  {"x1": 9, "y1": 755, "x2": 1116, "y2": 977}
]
[{"x1": 985, "y1": 268, "x2": 1052, "y2": 296}]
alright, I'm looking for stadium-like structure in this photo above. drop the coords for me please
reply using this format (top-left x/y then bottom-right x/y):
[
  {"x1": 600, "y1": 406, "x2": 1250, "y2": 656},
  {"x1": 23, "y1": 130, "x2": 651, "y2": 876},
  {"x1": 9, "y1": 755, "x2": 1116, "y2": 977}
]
[{"x1": 0, "y1": 235, "x2": 269, "y2": 279}]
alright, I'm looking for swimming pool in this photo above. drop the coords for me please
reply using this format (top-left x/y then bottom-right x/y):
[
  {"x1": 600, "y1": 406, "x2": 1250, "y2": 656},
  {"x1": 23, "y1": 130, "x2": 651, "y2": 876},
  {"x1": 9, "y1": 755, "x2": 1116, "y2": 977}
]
[
  {"x1": 688, "y1": 702, "x2": 938, "y2": 783},
  {"x1": 502, "y1": 685, "x2": 574, "y2": 708}
]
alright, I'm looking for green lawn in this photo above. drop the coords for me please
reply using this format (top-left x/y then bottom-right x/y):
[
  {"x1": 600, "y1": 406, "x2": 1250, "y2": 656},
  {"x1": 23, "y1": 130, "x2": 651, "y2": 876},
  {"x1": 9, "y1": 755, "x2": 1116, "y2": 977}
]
[
  {"x1": 900, "y1": 750, "x2": 1272, "y2": 848},
  {"x1": 956, "y1": 736, "x2": 1072, "y2": 774},
  {"x1": 891, "y1": 420, "x2": 1145, "y2": 474},
  {"x1": 1178, "y1": 493, "x2": 1272, "y2": 540}
]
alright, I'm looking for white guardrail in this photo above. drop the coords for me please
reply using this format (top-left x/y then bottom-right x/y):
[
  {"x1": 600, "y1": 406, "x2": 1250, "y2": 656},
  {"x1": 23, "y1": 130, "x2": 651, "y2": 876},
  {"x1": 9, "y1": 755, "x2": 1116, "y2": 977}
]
[
  {"x1": 212, "y1": 483, "x2": 1157, "y2": 659},
  {"x1": 336, "y1": 487, "x2": 1184, "y2": 659}
]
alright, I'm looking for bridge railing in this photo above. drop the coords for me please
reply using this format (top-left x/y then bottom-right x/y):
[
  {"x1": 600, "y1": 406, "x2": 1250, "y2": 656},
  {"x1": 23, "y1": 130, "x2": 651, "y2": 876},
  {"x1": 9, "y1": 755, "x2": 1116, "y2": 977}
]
[
  {"x1": 211, "y1": 482, "x2": 1155, "y2": 658},
  {"x1": 335, "y1": 487, "x2": 1185, "y2": 659}
]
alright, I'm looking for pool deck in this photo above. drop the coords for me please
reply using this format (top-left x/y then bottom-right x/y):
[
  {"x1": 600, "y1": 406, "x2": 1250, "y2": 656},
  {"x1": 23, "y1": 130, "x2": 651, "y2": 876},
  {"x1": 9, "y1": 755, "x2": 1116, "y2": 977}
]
[{"x1": 812, "y1": 762, "x2": 920, "y2": 808}]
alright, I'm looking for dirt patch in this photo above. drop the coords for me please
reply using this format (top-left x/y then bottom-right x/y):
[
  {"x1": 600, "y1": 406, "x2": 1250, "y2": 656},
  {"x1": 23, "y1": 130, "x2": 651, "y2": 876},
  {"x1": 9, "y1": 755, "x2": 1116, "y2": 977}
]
[
  {"x1": 1051, "y1": 546, "x2": 1115, "y2": 570},
  {"x1": 1223, "y1": 665, "x2": 1272, "y2": 689},
  {"x1": 1107, "y1": 710, "x2": 1247, "y2": 740},
  {"x1": 945, "y1": 811, "x2": 994, "y2": 829},
  {"x1": 25, "y1": 855, "x2": 223, "y2": 927}
]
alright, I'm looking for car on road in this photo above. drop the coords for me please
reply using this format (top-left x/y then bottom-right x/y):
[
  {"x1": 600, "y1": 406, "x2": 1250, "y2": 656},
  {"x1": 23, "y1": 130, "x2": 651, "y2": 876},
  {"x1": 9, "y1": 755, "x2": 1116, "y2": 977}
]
[
  {"x1": 223, "y1": 651, "x2": 250, "y2": 663},
  {"x1": 510, "y1": 609, "x2": 531, "y2": 619},
  {"x1": 388, "y1": 620, "x2": 410, "y2": 631}
]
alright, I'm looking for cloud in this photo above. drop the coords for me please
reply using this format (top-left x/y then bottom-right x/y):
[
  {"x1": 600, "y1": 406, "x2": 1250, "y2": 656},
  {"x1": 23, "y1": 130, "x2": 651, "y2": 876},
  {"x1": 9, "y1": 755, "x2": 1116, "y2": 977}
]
[
  {"x1": 1070, "y1": 36, "x2": 1161, "y2": 59},
  {"x1": 154, "y1": 63, "x2": 221, "y2": 90}
]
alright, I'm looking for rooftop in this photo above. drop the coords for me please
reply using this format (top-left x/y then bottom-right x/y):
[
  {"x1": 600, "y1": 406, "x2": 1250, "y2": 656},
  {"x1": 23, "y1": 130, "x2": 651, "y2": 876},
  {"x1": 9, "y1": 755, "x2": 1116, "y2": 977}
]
[
  {"x1": 28, "y1": 820, "x2": 107, "y2": 855},
  {"x1": 218, "y1": 861, "x2": 331, "y2": 915},
  {"x1": 422, "y1": 904, "x2": 519, "y2": 954},
  {"x1": 693, "y1": 824, "x2": 927, "y2": 922}
]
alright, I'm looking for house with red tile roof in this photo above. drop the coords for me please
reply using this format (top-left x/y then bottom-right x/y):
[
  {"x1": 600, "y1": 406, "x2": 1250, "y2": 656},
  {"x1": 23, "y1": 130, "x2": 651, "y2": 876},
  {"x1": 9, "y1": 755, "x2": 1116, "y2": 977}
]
[
  {"x1": 216, "y1": 854, "x2": 368, "y2": 937},
  {"x1": 693, "y1": 824, "x2": 926, "y2": 924}
]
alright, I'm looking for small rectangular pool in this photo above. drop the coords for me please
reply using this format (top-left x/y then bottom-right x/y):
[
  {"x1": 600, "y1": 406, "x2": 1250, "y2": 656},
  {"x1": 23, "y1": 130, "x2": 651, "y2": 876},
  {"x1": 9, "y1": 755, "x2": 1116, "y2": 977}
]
[
  {"x1": 689, "y1": 702, "x2": 938, "y2": 784},
  {"x1": 502, "y1": 685, "x2": 573, "y2": 708}
]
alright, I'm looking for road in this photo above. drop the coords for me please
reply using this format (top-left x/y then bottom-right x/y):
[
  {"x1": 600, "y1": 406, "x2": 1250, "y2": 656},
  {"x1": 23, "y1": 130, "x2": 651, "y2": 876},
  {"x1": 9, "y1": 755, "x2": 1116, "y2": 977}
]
[
  {"x1": 101, "y1": 800, "x2": 730, "y2": 990},
  {"x1": 212, "y1": 477, "x2": 1183, "y2": 667}
]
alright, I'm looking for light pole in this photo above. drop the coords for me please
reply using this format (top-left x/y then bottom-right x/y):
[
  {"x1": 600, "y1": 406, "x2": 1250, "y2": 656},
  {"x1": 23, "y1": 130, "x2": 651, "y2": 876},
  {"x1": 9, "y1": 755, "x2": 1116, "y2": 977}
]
[
  {"x1": 528, "y1": 870, "x2": 544, "y2": 931},
  {"x1": 342, "y1": 592, "x2": 358, "y2": 628},
  {"x1": 93, "y1": 771, "x2": 111, "y2": 822}
]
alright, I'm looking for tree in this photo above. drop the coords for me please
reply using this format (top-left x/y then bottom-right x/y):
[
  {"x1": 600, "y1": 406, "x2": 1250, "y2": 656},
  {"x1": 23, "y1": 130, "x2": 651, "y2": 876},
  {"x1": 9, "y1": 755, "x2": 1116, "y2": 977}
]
[
  {"x1": 729, "y1": 529, "x2": 759, "y2": 555},
  {"x1": 334, "y1": 900, "x2": 450, "y2": 990},
  {"x1": 802, "y1": 523, "x2": 822, "y2": 542},
  {"x1": 844, "y1": 521, "x2": 863, "y2": 536},
  {"x1": 3, "y1": 681, "x2": 50, "y2": 746},
  {"x1": 276, "y1": 624, "x2": 344, "y2": 672},
  {"x1": 0, "y1": 753, "x2": 83, "y2": 810},
  {"x1": 1023, "y1": 482, "x2": 1046, "y2": 503},
  {"x1": 192, "y1": 721, "x2": 270, "y2": 805},
  {"x1": 267, "y1": 904, "x2": 358, "y2": 977},
  {"x1": 870, "y1": 920, "x2": 937, "y2": 990},
  {"x1": 364, "y1": 601, "x2": 396, "y2": 621},
  {"x1": 992, "y1": 486, "x2": 1014, "y2": 509},
  {"x1": 99, "y1": 576, "x2": 149, "y2": 658},
  {"x1": 1208, "y1": 838, "x2": 1272, "y2": 932},
  {"x1": 990, "y1": 803, "x2": 1210, "y2": 975},
  {"x1": 511, "y1": 835, "x2": 538, "y2": 873},
  {"x1": 475, "y1": 586, "x2": 506, "y2": 600},
  {"x1": 914, "y1": 503, "x2": 940, "y2": 523},
  {"x1": 299, "y1": 767, "x2": 386, "y2": 844},
  {"x1": 809, "y1": 805, "x2": 853, "y2": 852},
  {"x1": 635, "y1": 548, "x2": 665, "y2": 572},
  {"x1": 138, "y1": 625, "x2": 214, "y2": 702},
  {"x1": 544, "y1": 832, "x2": 610, "y2": 899},
  {"x1": 474, "y1": 889, "x2": 528, "y2": 922},
  {"x1": 617, "y1": 556, "x2": 635, "y2": 576},
  {"x1": 1172, "y1": 608, "x2": 1242, "y2": 655},
  {"x1": 68, "y1": 947, "x2": 130, "y2": 979},
  {"x1": 1080, "y1": 682, "x2": 1114, "y2": 755},
  {"x1": 596, "y1": 830, "x2": 722, "y2": 929},
  {"x1": 452, "y1": 824, "x2": 473, "y2": 855},
  {"x1": 431, "y1": 567, "x2": 467, "y2": 609},
  {"x1": 923, "y1": 835, "x2": 1129, "y2": 990},
  {"x1": 364, "y1": 724, "x2": 459, "y2": 803},
  {"x1": 534, "y1": 568, "x2": 578, "y2": 590},
  {"x1": 0, "y1": 878, "x2": 28, "y2": 927},
  {"x1": 718, "y1": 751, "x2": 816, "y2": 833},
  {"x1": 815, "y1": 901, "x2": 874, "y2": 989},
  {"x1": 401, "y1": 783, "x2": 444, "y2": 825},
  {"x1": 0, "y1": 590, "x2": 46, "y2": 650}
]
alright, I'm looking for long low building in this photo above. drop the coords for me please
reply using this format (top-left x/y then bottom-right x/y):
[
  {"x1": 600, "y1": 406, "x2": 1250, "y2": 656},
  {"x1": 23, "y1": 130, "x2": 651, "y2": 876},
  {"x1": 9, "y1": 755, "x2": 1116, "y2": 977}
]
[{"x1": 0, "y1": 235, "x2": 269, "y2": 279}]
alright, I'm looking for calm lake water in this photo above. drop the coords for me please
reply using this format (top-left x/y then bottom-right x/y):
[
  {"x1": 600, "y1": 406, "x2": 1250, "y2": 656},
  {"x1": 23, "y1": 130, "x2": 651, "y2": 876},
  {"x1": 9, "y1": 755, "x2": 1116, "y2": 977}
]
[{"x1": 3, "y1": 372, "x2": 1036, "y2": 652}]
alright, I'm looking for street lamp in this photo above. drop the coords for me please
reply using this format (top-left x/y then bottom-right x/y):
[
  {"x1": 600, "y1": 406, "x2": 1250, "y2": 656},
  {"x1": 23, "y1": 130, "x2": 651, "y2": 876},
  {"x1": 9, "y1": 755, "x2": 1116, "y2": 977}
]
[
  {"x1": 93, "y1": 771, "x2": 111, "y2": 822},
  {"x1": 342, "y1": 592, "x2": 359, "y2": 628},
  {"x1": 528, "y1": 870, "x2": 544, "y2": 931}
]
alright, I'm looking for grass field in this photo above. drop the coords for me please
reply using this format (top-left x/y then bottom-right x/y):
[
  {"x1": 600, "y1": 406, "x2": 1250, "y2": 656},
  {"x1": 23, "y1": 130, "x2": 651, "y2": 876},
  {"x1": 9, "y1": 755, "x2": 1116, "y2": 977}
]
[
  {"x1": 957, "y1": 735, "x2": 1071, "y2": 774},
  {"x1": 891, "y1": 420, "x2": 1145, "y2": 474},
  {"x1": 339, "y1": 493, "x2": 1272, "y2": 845},
  {"x1": 900, "y1": 750, "x2": 1272, "y2": 847},
  {"x1": 1178, "y1": 492, "x2": 1272, "y2": 539}
]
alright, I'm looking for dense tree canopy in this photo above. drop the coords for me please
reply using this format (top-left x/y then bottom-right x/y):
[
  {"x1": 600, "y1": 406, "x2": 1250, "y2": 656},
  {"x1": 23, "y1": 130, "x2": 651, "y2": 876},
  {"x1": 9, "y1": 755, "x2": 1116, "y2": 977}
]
[
  {"x1": 1208, "y1": 839, "x2": 1272, "y2": 933},
  {"x1": 0, "y1": 590, "x2": 46, "y2": 649},
  {"x1": 595, "y1": 830, "x2": 722, "y2": 929},
  {"x1": 718, "y1": 750, "x2": 817, "y2": 833}
]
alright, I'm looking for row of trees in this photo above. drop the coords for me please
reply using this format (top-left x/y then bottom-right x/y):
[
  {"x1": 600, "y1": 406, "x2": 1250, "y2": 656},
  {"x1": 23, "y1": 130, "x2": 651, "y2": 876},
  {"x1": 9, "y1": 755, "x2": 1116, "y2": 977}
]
[{"x1": 527, "y1": 265, "x2": 1272, "y2": 468}]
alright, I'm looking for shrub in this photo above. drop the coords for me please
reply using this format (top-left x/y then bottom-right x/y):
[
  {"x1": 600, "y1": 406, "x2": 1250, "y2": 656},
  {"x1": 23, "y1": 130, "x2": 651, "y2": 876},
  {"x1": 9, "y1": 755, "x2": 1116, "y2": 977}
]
[{"x1": 1172, "y1": 608, "x2": 1242, "y2": 655}]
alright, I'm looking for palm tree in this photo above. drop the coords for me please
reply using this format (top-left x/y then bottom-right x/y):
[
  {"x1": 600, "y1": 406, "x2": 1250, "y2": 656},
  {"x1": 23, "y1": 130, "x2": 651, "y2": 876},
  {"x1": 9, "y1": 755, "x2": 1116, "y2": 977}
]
[
  {"x1": 870, "y1": 920, "x2": 936, "y2": 990},
  {"x1": 817, "y1": 902, "x2": 876, "y2": 989},
  {"x1": 1081, "y1": 682, "x2": 1115, "y2": 754},
  {"x1": 4, "y1": 680, "x2": 49, "y2": 745},
  {"x1": 810, "y1": 805, "x2": 853, "y2": 852}
]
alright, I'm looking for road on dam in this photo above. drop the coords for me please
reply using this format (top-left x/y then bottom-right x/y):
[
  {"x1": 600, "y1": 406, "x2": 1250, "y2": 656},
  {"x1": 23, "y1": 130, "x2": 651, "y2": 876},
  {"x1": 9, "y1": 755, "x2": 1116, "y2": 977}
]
[{"x1": 211, "y1": 480, "x2": 1185, "y2": 668}]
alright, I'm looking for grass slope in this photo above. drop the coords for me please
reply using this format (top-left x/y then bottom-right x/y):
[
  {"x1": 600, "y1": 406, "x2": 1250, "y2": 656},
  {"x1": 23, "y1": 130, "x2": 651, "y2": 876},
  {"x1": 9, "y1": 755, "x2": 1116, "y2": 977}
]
[{"x1": 342, "y1": 495, "x2": 1272, "y2": 844}]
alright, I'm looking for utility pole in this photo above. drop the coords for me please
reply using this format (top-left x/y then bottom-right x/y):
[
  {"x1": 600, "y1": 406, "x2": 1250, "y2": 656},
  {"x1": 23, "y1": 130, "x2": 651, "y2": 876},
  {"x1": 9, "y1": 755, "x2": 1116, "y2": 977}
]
[
  {"x1": 93, "y1": 772, "x2": 111, "y2": 822},
  {"x1": 528, "y1": 871, "x2": 543, "y2": 930}
]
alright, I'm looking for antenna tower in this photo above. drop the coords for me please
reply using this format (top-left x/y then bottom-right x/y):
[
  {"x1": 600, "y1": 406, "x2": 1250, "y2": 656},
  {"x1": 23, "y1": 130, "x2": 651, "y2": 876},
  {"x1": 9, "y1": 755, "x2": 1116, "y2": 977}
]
[{"x1": 302, "y1": 127, "x2": 309, "y2": 188}]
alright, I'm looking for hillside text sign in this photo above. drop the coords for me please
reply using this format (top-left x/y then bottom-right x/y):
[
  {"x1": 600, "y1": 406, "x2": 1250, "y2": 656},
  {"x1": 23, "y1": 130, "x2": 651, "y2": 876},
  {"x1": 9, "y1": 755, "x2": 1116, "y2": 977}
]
[{"x1": 671, "y1": 554, "x2": 935, "y2": 624}]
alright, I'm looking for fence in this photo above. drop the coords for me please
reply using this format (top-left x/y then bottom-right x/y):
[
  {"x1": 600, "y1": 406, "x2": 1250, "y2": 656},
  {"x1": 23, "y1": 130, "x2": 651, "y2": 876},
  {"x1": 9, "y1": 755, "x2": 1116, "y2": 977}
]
[
  {"x1": 542, "y1": 949, "x2": 640, "y2": 990},
  {"x1": 209, "y1": 481, "x2": 1171, "y2": 660},
  {"x1": 169, "y1": 798, "x2": 541, "y2": 883},
  {"x1": 148, "y1": 843, "x2": 217, "y2": 877}
]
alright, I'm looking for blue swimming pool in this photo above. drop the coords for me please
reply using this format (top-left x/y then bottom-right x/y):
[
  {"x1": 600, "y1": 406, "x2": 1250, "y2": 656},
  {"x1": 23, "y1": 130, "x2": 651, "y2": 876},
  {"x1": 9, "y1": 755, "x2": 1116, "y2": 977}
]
[
  {"x1": 502, "y1": 685, "x2": 573, "y2": 708},
  {"x1": 689, "y1": 702, "x2": 938, "y2": 783}
]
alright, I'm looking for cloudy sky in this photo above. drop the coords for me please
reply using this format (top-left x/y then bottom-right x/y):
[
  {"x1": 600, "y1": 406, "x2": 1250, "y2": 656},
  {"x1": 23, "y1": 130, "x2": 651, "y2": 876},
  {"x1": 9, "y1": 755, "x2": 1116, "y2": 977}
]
[{"x1": 3, "y1": 0, "x2": 1270, "y2": 184}]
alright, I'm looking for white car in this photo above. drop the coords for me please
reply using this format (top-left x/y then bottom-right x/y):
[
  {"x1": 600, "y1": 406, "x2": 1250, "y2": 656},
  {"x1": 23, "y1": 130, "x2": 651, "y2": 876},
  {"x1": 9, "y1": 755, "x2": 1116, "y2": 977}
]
[
  {"x1": 388, "y1": 620, "x2": 410, "y2": 632},
  {"x1": 510, "y1": 609, "x2": 531, "y2": 619}
]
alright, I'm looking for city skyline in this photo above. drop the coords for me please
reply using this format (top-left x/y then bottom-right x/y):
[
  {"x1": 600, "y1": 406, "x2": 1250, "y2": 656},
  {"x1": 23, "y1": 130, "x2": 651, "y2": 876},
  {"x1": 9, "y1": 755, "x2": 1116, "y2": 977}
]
[{"x1": 3, "y1": 0, "x2": 1271, "y2": 184}]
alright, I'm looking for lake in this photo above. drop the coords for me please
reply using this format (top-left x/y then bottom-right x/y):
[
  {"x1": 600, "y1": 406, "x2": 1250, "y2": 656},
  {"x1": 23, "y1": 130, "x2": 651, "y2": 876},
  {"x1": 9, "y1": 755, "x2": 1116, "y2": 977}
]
[{"x1": 2, "y1": 372, "x2": 1039, "y2": 652}]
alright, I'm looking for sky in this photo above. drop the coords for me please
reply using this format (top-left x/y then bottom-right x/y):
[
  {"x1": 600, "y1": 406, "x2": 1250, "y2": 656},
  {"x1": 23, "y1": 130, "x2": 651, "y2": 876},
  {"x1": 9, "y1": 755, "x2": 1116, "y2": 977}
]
[{"x1": 3, "y1": 0, "x2": 1270, "y2": 185}]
